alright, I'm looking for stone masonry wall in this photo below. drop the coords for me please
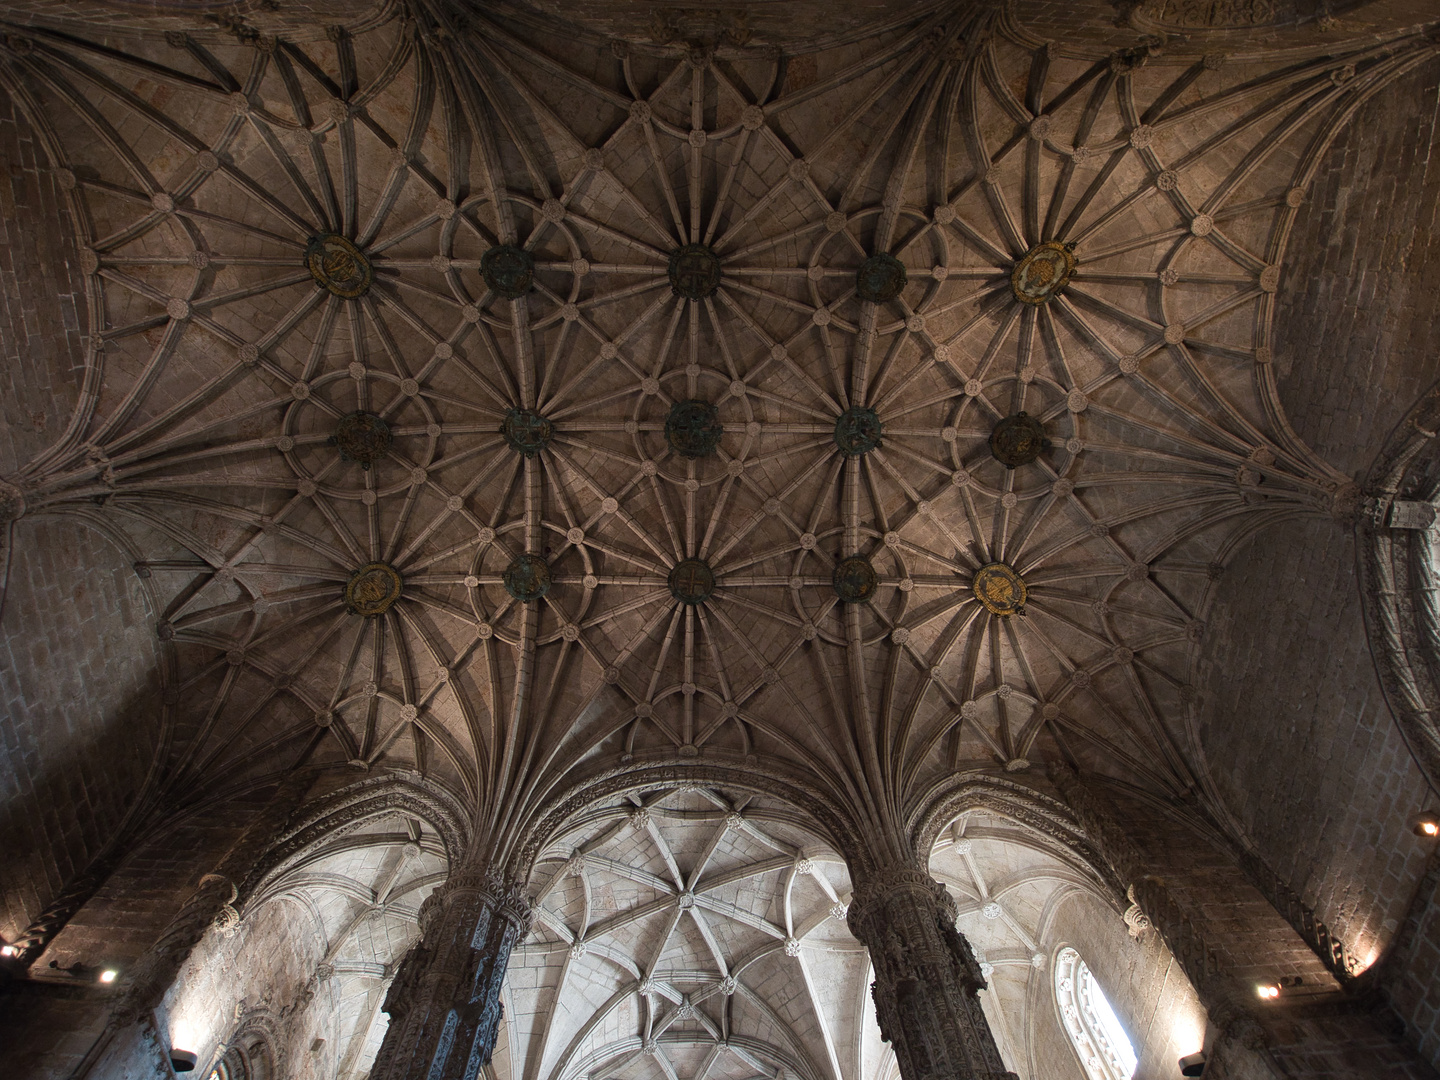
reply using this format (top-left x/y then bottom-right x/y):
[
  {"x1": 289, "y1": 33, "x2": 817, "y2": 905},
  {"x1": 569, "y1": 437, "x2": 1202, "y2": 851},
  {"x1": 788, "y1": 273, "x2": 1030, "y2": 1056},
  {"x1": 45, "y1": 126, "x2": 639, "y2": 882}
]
[
  {"x1": 0, "y1": 84, "x2": 87, "y2": 478},
  {"x1": 0, "y1": 514, "x2": 162, "y2": 949},
  {"x1": 1194, "y1": 517, "x2": 1433, "y2": 971}
]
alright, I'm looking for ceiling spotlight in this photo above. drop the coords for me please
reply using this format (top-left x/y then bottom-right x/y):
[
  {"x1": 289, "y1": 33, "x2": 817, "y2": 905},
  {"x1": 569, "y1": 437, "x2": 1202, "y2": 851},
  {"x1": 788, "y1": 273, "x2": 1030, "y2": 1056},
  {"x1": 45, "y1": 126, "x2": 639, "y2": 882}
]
[
  {"x1": 1256, "y1": 983, "x2": 1280, "y2": 1000},
  {"x1": 1411, "y1": 811, "x2": 1440, "y2": 838},
  {"x1": 169, "y1": 1048, "x2": 198, "y2": 1072},
  {"x1": 0, "y1": 944, "x2": 19, "y2": 958},
  {"x1": 98, "y1": 969, "x2": 118, "y2": 984},
  {"x1": 1179, "y1": 1051, "x2": 1207, "y2": 1076}
]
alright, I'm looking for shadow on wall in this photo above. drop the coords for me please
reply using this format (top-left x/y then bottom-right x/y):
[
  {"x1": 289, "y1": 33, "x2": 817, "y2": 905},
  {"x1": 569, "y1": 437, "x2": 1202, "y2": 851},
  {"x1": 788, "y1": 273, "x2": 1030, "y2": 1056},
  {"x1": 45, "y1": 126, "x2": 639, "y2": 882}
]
[
  {"x1": 0, "y1": 513, "x2": 164, "y2": 949},
  {"x1": 1191, "y1": 514, "x2": 1434, "y2": 971}
]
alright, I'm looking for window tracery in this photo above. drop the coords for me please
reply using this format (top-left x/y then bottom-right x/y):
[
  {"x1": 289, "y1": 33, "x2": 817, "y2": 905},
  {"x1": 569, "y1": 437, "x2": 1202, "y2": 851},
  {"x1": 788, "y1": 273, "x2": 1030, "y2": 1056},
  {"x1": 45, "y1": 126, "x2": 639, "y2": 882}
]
[{"x1": 1054, "y1": 947, "x2": 1137, "y2": 1080}]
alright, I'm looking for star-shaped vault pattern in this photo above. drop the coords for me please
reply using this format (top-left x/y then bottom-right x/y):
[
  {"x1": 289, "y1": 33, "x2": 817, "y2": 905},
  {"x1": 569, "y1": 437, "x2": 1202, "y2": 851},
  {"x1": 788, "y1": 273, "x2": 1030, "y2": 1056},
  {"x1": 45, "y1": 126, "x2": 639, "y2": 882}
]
[{"x1": 0, "y1": 4, "x2": 1435, "y2": 1077}]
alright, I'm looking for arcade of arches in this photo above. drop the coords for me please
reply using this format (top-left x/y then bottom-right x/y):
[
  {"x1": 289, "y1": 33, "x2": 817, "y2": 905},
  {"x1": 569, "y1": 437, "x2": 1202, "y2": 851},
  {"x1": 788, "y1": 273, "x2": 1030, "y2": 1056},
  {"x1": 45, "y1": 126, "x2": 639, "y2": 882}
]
[{"x1": 3, "y1": 1, "x2": 1440, "y2": 1078}]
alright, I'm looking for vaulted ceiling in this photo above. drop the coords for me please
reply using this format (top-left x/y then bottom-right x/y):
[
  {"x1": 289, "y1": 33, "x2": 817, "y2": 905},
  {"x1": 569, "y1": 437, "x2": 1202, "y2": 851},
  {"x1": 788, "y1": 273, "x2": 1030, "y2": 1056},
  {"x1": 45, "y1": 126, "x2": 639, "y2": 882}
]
[{"x1": 1, "y1": 1, "x2": 1437, "y2": 1077}]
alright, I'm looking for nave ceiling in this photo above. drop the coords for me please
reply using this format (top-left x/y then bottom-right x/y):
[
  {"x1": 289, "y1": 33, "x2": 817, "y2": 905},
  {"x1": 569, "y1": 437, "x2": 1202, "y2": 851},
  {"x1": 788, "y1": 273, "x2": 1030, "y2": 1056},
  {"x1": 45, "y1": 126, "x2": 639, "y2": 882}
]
[
  {"x1": 1, "y1": 0, "x2": 1430, "y2": 848},
  {"x1": 2, "y1": 2, "x2": 1439, "y2": 1079}
]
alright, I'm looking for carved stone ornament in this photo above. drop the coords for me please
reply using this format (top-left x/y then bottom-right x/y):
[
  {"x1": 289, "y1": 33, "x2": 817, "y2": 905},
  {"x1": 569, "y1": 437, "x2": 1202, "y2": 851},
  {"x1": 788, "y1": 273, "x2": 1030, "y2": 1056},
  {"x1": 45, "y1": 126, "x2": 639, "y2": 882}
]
[
  {"x1": 481, "y1": 244, "x2": 534, "y2": 299},
  {"x1": 1123, "y1": 883, "x2": 1151, "y2": 940},
  {"x1": 834, "y1": 405, "x2": 883, "y2": 456},
  {"x1": 668, "y1": 243, "x2": 722, "y2": 300},
  {"x1": 855, "y1": 252, "x2": 908, "y2": 303},
  {"x1": 833, "y1": 555, "x2": 879, "y2": 604},
  {"x1": 1011, "y1": 240, "x2": 1076, "y2": 304},
  {"x1": 989, "y1": 411, "x2": 1049, "y2": 467},
  {"x1": 329, "y1": 411, "x2": 393, "y2": 468},
  {"x1": 369, "y1": 866, "x2": 534, "y2": 1080},
  {"x1": 668, "y1": 558, "x2": 716, "y2": 605},
  {"x1": 502, "y1": 408, "x2": 554, "y2": 456},
  {"x1": 972, "y1": 562, "x2": 1027, "y2": 617},
  {"x1": 306, "y1": 232, "x2": 373, "y2": 298},
  {"x1": 665, "y1": 399, "x2": 723, "y2": 458},
  {"x1": 345, "y1": 562, "x2": 403, "y2": 617},
  {"x1": 846, "y1": 863, "x2": 1011, "y2": 1080},
  {"x1": 0, "y1": 477, "x2": 24, "y2": 523},
  {"x1": 1142, "y1": 0, "x2": 1283, "y2": 30},
  {"x1": 503, "y1": 553, "x2": 552, "y2": 602}
]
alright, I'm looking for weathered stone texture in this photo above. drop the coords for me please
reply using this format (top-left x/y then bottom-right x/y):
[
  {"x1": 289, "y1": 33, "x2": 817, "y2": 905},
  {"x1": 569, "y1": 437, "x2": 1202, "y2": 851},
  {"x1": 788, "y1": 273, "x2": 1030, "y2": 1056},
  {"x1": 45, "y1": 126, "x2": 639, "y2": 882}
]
[
  {"x1": 1272, "y1": 62, "x2": 1440, "y2": 480},
  {"x1": 0, "y1": 515, "x2": 161, "y2": 947},
  {"x1": 0, "y1": 86, "x2": 87, "y2": 477},
  {"x1": 1196, "y1": 517, "x2": 1432, "y2": 968}
]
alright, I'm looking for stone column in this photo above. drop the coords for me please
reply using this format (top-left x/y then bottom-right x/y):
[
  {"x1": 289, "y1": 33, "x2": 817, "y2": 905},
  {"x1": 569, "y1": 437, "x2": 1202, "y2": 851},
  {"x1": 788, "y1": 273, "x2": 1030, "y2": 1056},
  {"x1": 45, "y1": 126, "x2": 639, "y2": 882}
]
[
  {"x1": 847, "y1": 862, "x2": 1017, "y2": 1080},
  {"x1": 369, "y1": 866, "x2": 533, "y2": 1080}
]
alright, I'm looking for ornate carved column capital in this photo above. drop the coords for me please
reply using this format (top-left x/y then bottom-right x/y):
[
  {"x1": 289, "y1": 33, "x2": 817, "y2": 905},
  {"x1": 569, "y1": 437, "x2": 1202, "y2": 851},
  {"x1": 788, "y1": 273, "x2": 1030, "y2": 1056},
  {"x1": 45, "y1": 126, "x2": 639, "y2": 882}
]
[
  {"x1": 369, "y1": 862, "x2": 533, "y2": 1080},
  {"x1": 845, "y1": 862, "x2": 1012, "y2": 1080}
]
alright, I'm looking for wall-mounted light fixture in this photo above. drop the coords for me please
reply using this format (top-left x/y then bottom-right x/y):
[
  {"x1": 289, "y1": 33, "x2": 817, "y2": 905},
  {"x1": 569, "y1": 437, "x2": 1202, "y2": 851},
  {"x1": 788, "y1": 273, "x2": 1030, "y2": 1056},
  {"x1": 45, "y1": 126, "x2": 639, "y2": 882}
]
[
  {"x1": 1179, "y1": 1051, "x2": 1206, "y2": 1076},
  {"x1": 0, "y1": 943, "x2": 19, "y2": 958},
  {"x1": 169, "y1": 1048, "x2": 198, "y2": 1072},
  {"x1": 98, "y1": 969, "x2": 118, "y2": 984},
  {"x1": 1257, "y1": 975, "x2": 1303, "y2": 1000},
  {"x1": 1411, "y1": 810, "x2": 1440, "y2": 839}
]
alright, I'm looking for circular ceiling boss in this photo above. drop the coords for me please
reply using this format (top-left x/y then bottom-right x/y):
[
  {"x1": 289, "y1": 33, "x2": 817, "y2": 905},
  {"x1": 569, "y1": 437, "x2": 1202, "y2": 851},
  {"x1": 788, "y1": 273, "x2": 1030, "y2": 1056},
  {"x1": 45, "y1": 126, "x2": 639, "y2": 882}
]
[
  {"x1": 834, "y1": 406, "x2": 883, "y2": 456},
  {"x1": 972, "y1": 562, "x2": 1027, "y2": 616},
  {"x1": 1011, "y1": 241, "x2": 1077, "y2": 305},
  {"x1": 833, "y1": 555, "x2": 878, "y2": 604},
  {"x1": 345, "y1": 562, "x2": 403, "y2": 617},
  {"x1": 306, "y1": 233, "x2": 373, "y2": 298},
  {"x1": 329, "y1": 411, "x2": 393, "y2": 469},
  {"x1": 665, "y1": 400, "x2": 723, "y2": 458},
  {"x1": 503, "y1": 553, "x2": 552, "y2": 602},
  {"x1": 481, "y1": 244, "x2": 535, "y2": 299},
  {"x1": 668, "y1": 243, "x2": 722, "y2": 300},
  {"x1": 855, "y1": 252, "x2": 907, "y2": 303},
  {"x1": 989, "y1": 412, "x2": 1049, "y2": 468},
  {"x1": 668, "y1": 558, "x2": 716, "y2": 605},
  {"x1": 502, "y1": 408, "x2": 554, "y2": 456}
]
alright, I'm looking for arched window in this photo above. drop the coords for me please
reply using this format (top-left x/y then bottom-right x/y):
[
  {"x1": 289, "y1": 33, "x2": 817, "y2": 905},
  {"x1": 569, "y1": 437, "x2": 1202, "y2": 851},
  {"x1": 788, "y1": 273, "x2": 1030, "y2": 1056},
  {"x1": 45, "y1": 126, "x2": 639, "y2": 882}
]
[
  {"x1": 1054, "y1": 947, "x2": 1137, "y2": 1080},
  {"x1": 207, "y1": 1033, "x2": 272, "y2": 1080}
]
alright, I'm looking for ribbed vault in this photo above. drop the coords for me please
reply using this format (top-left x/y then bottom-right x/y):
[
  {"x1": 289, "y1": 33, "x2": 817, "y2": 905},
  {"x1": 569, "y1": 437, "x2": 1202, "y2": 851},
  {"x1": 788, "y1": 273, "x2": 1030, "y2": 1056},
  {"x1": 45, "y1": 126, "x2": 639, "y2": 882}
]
[
  {"x1": 2, "y1": 2, "x2": 1439, "y2": 1072},
  {"x1": 506, "y1": 786, "x2": 863, "y2": 1080}
]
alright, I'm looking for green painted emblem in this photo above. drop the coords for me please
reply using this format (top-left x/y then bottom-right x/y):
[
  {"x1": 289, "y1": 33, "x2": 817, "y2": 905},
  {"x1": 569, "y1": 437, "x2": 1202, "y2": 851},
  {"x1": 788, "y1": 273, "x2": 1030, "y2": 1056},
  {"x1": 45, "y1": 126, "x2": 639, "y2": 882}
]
[
  {"x1": 504, "y1": 553, "x2": 552, "y2": 601},
  {"x1": 482, "y1": 245, "x2": 535, "y2": 300},
  {"x1": 833, "y1": 555, "x2": 878, "y2": 604},
  {"x1": 665, "y1": 400, "x2": 723, "y2": 459},
  {"x1": 989, "y1": 412, "x2": 1049, "y2": 468},
  {"x1": 502, "y1": 408, "x2": 554, "y2": 457},
  {"x1": 668, "y1": 559, "x2": 715, "y2": 605},
  {"x1": 834, "y1": 406, "x2": 883, "y2": 456},
  {"x1": 856, "y1": 253, "x2": 908, "y2": 303},
  {"x1": 329, "y1": 411, "x2": 392, "y2": 469},
  {"x1": 668, "y1": 244, "x2": 722, "y2": 300}
]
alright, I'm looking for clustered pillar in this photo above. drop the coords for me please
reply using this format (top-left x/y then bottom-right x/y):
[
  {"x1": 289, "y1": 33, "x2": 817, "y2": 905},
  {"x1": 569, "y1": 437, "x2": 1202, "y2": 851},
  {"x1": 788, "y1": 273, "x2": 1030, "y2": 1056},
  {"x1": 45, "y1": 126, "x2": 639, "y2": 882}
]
[
  {"x1": 846, "y1": 862, "x2": 1018, "y2": 1080},
  {"x1": 369, "y1": 867, "x2": 533, "y2": 1080}
]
